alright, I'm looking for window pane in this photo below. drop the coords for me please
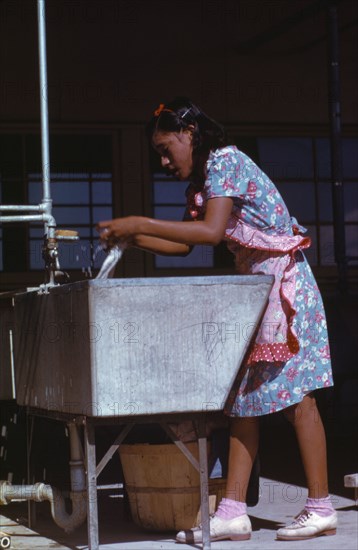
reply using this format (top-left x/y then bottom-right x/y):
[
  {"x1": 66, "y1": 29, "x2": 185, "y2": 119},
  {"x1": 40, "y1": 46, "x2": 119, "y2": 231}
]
[
  {"x1": 342, "y1": 139, "x2": 358, "y2": 179},
  {"x1": 155, "y1": 245, "x2": 214, "y2": 268},
  {"x1": 320, "y1": 226, "x2": 335, "y2": 266},
  {"x1": 29, "y1": 228, "x2": 45, "y2": 238},
  {"x1": 346, "y1": 225, "x2": 358, "y2": 265},
  {"x1": 92, "y1": 173, "x2": 112, "y2": 179},
  {"x1": 29, "y1": 240, "x2": 44, "y2": 270},
  {"x1": 153, "y1": 176, "x2": 188, "y2": 204},
  {"x1": 154, "y1": 206, "x2": 186, "y2": 221},
  {"x1": 92, "y1": 181, "x2": 112, "y2": 203},
  {"x1": 318, "y1": 181, "x2": 358, "y2": 224},
  {"x1": 92, "y1": 206, "x2": 113, "y2": 225},
  {"x1": 344, "y1": 182, "x2": 358, "y2": 223},
  {"x1": 316, "y1": 138, "x2": 331, "y2": 180},
  {"x1": 57, "y1": 240, "x2": 95, "y2": 270},
  {"x1": 275, "y1": 181, "x2": 315, "y2": 222},
  {"x1": 316, "y1": 138, "x2": 358, "y2": 180},
  {"x1": 258, "y1": 138, "x2": 313, "y2": 180},
  {"x1": 29, "y1": 180, "x2": 89, "y2": 204},
  {"x1": 52, "y1": 206, "x2": 90, "y2": 225},
  {"x1": 27, "y1": 170, "x2": 113, "y2": 270},
  {"x1": 317, "y1": 182, "x2": 333, "y2": 222},
  {"x1": 27, "y1": 180, "x2": 42, "y2": 203}
]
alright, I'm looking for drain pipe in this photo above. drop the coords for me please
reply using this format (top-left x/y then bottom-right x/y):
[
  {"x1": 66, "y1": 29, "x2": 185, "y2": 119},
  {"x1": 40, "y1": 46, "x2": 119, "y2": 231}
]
[{"x1": 0, "y1": 423, "x2": 87, "y2": 533}]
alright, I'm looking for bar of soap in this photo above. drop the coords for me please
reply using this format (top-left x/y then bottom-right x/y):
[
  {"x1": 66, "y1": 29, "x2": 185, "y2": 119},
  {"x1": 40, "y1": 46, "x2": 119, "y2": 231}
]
[{"x1": 55, "y1": 229, "x2": 79, "y2": 237}]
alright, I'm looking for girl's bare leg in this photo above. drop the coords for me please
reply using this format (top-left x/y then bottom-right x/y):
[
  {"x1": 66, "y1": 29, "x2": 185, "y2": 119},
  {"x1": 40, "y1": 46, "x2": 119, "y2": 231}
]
[
  {"x1": 283, "y1": 393, "x2": 329, "y2": 498},
  {"x1": 225, "y1": 417, "x2": 260, "y2": 502}
]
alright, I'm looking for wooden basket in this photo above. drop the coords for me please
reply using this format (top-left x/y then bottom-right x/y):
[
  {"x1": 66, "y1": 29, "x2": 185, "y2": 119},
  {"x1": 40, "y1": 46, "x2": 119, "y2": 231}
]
[{"x1": 118, "y1": 442, "x2": 226, "y2": 531}]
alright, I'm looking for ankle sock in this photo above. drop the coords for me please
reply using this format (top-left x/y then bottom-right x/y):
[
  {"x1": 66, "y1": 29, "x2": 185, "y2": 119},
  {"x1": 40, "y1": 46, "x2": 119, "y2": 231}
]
[
  {"x1": 305, "y1": 496, "x2": 335, "y2": 517},
  {"x1": 215, "y1": 498, "x2": 247, "y2": 520}
]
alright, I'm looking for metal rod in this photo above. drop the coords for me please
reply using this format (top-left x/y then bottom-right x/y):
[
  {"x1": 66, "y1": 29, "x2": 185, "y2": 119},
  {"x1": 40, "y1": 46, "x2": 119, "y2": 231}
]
[
  {"x1": 95, "y1": 423, "x2": 135, "y2": 478},
  {"x1": 0, "y1": 215, "x2": 45, "y2": 223},
  {"x1": 327, "y1": 2, "x2": 347, "y2": 291},
  {"x1": 160, "y1": 422, "x2": 200, "y2": 471},
  {"x1": 9, "y1": 330, "x2": 16, "y2": 400},
  {"x1": 197, "y1": 416, "x2": 211, "y2": 550},
  {"x1": 37, "y1": 0, "x2": 52, "y2": 207},
  {"x1": 84, "y1": 420, "x2": 99, "y2": 550},
  {"x1": 0, "y1": 205, "x2": 42, "y2": 212}
]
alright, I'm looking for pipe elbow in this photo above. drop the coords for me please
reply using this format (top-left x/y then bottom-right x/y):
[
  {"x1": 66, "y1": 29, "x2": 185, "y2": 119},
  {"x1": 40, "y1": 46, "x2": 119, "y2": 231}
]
[{"x1": 44, "y1": 485, "x2": 87, "y2": 533}]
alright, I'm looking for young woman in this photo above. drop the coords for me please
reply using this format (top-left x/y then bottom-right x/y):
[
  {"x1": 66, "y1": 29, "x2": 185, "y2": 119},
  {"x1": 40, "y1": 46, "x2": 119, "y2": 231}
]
[{"x1": 98, "y1": 98, "x2": 337, "y2": 543}]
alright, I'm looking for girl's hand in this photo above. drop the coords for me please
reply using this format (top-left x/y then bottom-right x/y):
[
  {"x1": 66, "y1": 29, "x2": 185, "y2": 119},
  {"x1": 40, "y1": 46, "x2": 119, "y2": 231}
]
[{"x1": 97, "y1": 216, "x2": 144, "y2": 247}]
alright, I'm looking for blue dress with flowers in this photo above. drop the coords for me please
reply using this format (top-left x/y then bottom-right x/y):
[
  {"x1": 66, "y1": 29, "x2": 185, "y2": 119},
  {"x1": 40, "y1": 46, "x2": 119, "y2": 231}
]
[{"x1": 187, "y1": 146, "x2": 333, "y2": 417}]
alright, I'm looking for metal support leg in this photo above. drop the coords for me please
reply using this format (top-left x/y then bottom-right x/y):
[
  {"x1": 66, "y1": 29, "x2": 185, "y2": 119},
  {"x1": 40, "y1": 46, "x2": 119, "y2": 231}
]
[
  {"x1": 84, "y1": 420, "x2": 99, "y2": 550},
  {"x1": 197, "y1": 416, "x2": 211, "y2": 550}
]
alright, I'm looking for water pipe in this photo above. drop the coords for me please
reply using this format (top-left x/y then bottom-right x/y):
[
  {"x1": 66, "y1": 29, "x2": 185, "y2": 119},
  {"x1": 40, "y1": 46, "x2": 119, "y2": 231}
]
[
  {"x1": 0, "y1": 423, "x2": 87, "y2": 533},
  {"x1": 0, "y1": 0, "x2": 79, "y2": 288},
  {"x1": 0, "y1": 0, "x2": 56, "y2": 235}
]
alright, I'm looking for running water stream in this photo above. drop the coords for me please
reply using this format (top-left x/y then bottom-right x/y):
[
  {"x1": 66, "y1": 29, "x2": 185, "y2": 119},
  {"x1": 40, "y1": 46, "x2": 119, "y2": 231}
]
[{"x1": 94, "y1": 244, "x2": 126, "y2": 279}]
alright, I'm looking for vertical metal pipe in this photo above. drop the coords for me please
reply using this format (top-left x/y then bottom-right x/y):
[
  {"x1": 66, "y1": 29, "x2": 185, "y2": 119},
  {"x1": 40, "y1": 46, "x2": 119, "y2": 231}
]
[
  {"x1": 327, "y1": 2, "x2": 347, "y2": 290},
  {"x1": 84, "y1": 420, "x2": 99, "y2": 550},
  {"x1": 36, "y1": 0, "x2": 52, "y2": 208},
  {"x1": 197, "y1": 416, "x2": 211, "y2": 550}
]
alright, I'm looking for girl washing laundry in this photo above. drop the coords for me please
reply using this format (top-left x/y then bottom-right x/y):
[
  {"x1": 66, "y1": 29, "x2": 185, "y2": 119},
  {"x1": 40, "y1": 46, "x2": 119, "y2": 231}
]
[{"x1": 98, "y1": 97, "x2": 336, "y2": 543}]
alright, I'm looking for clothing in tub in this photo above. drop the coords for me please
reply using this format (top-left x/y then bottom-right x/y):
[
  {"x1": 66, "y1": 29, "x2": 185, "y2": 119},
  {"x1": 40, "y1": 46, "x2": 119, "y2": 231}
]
[{"x1": 186, "y1": 146, "x2": 333, "y2": 417}]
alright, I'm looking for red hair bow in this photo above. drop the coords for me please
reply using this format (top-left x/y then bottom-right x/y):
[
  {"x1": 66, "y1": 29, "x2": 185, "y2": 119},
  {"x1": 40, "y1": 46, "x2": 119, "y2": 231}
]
[{"x1": 154, "y1": 103, "x2": 166, "y2": 116}]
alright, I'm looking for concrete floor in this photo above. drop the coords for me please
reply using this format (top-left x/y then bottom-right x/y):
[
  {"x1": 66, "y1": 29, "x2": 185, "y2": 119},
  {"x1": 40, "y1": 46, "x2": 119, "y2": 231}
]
[
  {"x1": 1, "y1": 475, "x2": 357, "y2": 550},
  {"x1": 2, "y1": 409, "x2": 358, "y2": 550},
  {"x1": 1, "y1": 288, "x2": 357, "y2": 549}
]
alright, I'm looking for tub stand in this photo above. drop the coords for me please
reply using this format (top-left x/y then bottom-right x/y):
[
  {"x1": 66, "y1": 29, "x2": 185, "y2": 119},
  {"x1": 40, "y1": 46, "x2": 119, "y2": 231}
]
[{"x1": 84, "y1": 412, "x2": 214, "y2": 550}]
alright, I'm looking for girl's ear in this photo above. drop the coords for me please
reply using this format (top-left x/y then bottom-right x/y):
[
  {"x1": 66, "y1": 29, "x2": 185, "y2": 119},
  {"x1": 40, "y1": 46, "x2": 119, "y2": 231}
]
[{"x1": 184, "y1": 124, "x2": 195, "y2": 139}]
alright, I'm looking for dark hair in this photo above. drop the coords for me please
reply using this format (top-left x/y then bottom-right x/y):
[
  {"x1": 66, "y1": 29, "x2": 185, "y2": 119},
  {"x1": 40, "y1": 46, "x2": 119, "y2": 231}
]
[{"x1": 146, "y1": 97, "x2": 227, "y2": 188}]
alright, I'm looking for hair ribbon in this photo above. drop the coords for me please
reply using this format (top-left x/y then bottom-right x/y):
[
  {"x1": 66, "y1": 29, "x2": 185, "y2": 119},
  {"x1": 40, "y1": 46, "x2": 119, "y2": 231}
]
[{"x1": 154, "y1": 103, "x2": 179, "y2": 117}]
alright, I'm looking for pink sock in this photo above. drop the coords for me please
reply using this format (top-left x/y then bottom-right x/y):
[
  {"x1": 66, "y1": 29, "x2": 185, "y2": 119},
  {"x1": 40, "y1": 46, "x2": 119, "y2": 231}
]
[
  {"x1": 215, "y1": 498, "x2": 247, "y2": 520},
  {"x1": 305, "y1": 496, "x2": 335, "y2": 517}
]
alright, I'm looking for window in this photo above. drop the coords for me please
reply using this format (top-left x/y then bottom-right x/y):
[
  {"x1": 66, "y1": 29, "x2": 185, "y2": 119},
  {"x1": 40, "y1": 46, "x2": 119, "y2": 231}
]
[
  {"x1": 256, "y1": 137, "x2": 358, "y2": 267},
  {"x1": 150, "y1": 136, "x2": 357, "y2": 270},
  {"x1": 0, "y1": 134, "x2": 113, "y2": 273},
  {"x1": 28, "y1": 172, "x2": 112, "y2": 270},
  {"x1": 152, "y1": 172, "x2": 214, "y2": 268}
]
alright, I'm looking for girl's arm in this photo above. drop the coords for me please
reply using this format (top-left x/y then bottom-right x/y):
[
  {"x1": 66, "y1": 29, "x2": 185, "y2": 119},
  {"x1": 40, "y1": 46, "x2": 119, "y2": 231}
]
[
  {"x1": 132, "y1": 234, "x2": 192, "y2": 256},
  {"x1": 98, "y1": 197, "x2": 233, "y2": 248}
]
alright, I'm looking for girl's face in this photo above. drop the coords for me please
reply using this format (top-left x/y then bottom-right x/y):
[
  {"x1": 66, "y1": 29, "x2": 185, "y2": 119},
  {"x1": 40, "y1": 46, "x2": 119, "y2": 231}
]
[{"x1": 152, "y1": 130, "x2": 193, "y2": 180}]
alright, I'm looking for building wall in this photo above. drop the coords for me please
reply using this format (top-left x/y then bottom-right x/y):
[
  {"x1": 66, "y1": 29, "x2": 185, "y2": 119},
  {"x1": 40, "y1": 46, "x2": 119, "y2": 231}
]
[
  {"x1": 0, "y1": 0, "x2": 357, "y2": 288},
  {"x1": 0, "y1": 0, "x2": 357, "y2": 125}
]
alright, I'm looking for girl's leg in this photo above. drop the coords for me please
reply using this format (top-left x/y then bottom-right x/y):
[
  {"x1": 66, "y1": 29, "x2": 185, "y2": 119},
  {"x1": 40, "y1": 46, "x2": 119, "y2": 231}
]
[
  {"x1": 282, "y1": 393, "x2": 328, "y2": 498},
  {"x1": 277, "y1": 393, "x2": 337, "y2": 540},
  {"x1": 176, "y1": 415, "x2": 258, "y2": 543},
  {"x1": 225, "y1": 416, "x2": 260, "y2": 501}
]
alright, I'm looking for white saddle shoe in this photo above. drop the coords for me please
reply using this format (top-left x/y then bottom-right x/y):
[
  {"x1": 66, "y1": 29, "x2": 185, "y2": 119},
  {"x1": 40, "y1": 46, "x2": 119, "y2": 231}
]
[
  {"x1": 176, "y1": 513, "x2": 252, "y2": 544},
  {"x1": 276, "y1": 509, "x2": 337, "y2": 540}
]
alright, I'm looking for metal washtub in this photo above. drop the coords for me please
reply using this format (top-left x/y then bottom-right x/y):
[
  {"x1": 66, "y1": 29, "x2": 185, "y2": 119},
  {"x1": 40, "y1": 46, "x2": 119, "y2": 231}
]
[
  {"x1": 6, "y1": 274, "x2": 274, "y2": 550},
  {"x1": 13, "y1": 275, "x2": 273, "y2": 417}
]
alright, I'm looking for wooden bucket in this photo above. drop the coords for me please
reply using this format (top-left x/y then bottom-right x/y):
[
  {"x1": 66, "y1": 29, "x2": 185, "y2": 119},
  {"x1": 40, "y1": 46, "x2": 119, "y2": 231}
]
[{"x1": 118, "y1": 442, "x2": 226, "y2": 531}]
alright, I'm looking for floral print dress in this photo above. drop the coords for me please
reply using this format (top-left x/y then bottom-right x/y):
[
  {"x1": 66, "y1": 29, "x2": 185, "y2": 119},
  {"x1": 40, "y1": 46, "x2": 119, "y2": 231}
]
[{"x1": 187, "y1": 146, "x2": 334, "y2": 417}]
